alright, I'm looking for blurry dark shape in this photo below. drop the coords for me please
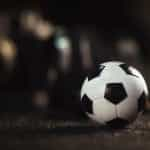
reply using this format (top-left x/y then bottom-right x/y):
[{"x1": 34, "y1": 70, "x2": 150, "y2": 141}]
[
  {"x1": 33, "y1": 19, "x2": 55, "y2": 41},
  {"x1": 116, "y1": 38, "x2": 140, "y2": 57},
  {"x1": 20, "y1": 10, "x2": 42, "y2": 33},
  {"x1": 0, "y1": 37, "x2": 17, "y2": 70},
  {"x1": 47, "y1": 68, "x2": 58, "y2": 85},
  {"x1": 54, "y1": 27, "x2": 72, "y2": 73},
  {"x1": 0, "y1": 14, "x2": 17, "y2": 85},
  {"x1": 20, "y1": 10, "x2": 56, "y2": 41},
  {"x1": 10, "y1": 10, "x2": 59, "y2": 112},
  {"x1": 116, "y1": 37, "x2": 141, "y2": 64},
  {"x1": 49, "y1": 27, "x2": 73, "y2": 111},
  {"x1": 76, "y1": 28, "x2": 118, "y2": 66},
  {"x1": 0, "y1": 37, "x2": 17, "y2": 83},
  {"x1": 79, "y1": 33, "x2": 94, "y2": 70},
  {"x1": 0, "y1": 14, "x2": 10, "y2": 36},
  {"x1": 32, "y1": 90, "x2": 49, "y2": 111},
  {"x1": 114, "y1": 35, "x2": 145, "y2": 72}
]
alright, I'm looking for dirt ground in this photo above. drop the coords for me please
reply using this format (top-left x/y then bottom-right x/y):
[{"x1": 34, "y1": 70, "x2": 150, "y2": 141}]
[{"x1": 0, "y1": 112, "x2": 150, "y2": 150}]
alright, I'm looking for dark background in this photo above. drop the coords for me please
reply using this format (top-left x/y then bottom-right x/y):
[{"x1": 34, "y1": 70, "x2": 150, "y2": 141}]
[
  {"x1": 0, "y1": 0, "x2": 149, "y2": 114},
  {"x1": 0, "y1": 1, "x2": 149, "y2": 150}
]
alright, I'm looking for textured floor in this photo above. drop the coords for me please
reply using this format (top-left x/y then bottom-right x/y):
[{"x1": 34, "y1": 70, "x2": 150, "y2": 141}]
[{"x1": 0, "y1": 112, "x2": 150, "y2": 150}]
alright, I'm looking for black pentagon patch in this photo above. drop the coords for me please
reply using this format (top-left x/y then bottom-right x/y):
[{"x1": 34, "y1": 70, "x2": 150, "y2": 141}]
[
  {"x1": 81, "y1": 94, "x2": 93, "y2": 114},
  {"x1": 138, "y1": 92, "x2": 146, "y2": 112},
  {"x1": 120, "y1": 63, "x2": 138, "y2": 77},
  {"x1": 106, "y1": 118, "x2": 129, "y2": 129},
  {"x1": 104, "y1": 83, "x2": 127, "y2": 104},
  {"x1": 87, "y1": 65, "x2": 105, "y2": 80}
]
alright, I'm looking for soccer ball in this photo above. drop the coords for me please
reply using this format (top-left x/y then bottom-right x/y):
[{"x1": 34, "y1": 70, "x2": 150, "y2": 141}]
[{"x1": 80, "y1": 61, "x2": 149, "y2": 128}]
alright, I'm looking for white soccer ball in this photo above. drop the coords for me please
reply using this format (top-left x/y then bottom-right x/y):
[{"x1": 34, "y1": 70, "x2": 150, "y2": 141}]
[{"x1": 80, "y1": 61, "x2": 148, "y2": 128}]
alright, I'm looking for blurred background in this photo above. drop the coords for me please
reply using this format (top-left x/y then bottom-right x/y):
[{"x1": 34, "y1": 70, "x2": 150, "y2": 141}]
[{"x1": 0, "y1": 0, "x2": 149, "y2": 116}]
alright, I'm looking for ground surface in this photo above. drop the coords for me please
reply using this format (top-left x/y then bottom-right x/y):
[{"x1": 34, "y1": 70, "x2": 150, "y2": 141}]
[{"x1": 0, "y1": 112, "x2": 150, "y2": 150}]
